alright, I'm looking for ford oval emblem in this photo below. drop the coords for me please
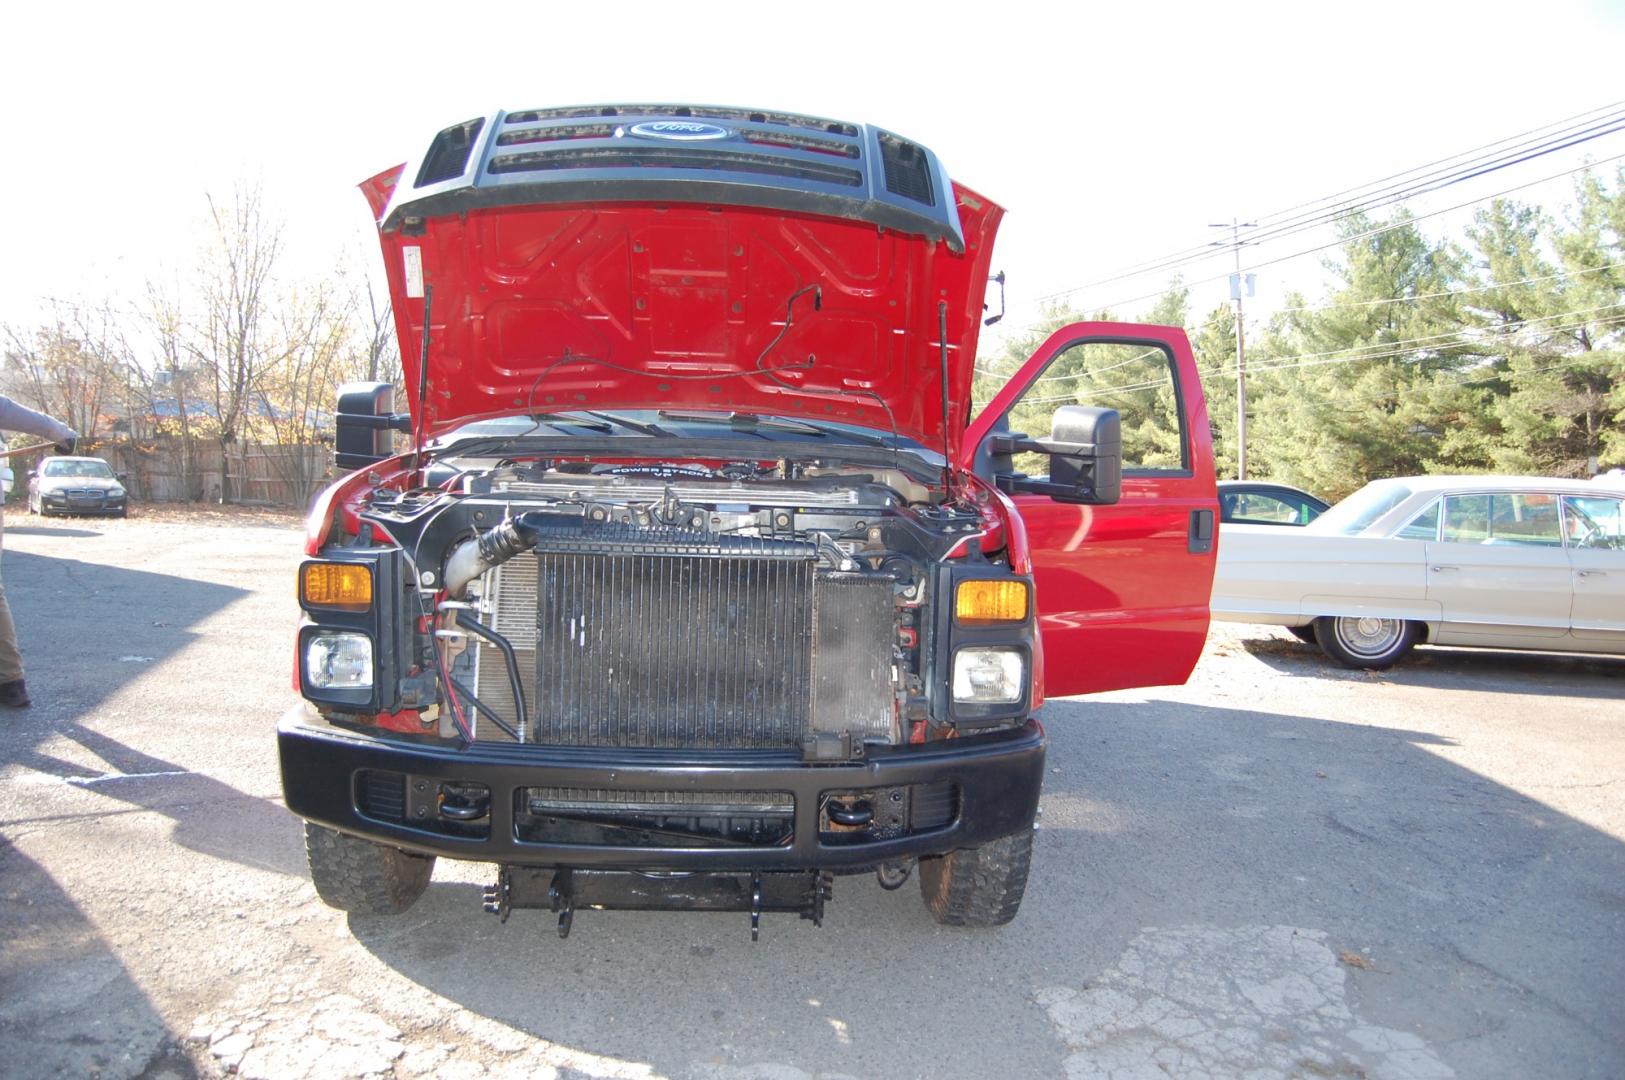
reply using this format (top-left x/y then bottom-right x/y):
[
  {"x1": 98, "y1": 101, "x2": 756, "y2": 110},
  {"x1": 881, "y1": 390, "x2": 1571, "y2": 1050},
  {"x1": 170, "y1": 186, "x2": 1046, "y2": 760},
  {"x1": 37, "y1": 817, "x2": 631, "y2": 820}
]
[{"x1": 628, "y1": 120, "x2": 730, "y2": 141}]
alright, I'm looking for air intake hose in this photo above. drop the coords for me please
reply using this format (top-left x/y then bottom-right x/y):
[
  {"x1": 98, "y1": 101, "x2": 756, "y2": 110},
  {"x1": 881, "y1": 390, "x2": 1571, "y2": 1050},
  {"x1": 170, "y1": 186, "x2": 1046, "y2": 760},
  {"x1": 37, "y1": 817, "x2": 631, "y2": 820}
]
[{"x1": 443, "y1": 511, "x2": 550, "y2": 596}]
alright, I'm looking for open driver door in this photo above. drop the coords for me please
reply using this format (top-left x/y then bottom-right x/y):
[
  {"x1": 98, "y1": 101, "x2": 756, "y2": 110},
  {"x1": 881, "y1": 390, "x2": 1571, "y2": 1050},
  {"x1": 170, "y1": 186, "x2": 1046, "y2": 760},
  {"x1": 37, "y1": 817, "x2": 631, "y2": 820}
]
[{"x1": 963, "y1": 322, "x2": 1218, "y2": 697}]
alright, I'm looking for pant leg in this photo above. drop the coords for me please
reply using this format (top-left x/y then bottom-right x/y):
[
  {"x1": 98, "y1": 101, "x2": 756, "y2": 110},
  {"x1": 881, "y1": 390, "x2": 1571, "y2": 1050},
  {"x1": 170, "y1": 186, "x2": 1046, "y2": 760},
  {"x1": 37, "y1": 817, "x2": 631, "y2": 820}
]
[{"x1": 0, "y1": 512, "x2": 19, "y2": 682}]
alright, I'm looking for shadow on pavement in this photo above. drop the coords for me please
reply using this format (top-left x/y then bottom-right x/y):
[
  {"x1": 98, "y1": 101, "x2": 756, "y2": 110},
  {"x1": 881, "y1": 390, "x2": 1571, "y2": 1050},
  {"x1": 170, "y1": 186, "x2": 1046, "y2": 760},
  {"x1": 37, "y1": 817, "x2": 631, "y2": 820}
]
[
  {"x1": 0, "y1": 838, "x2": 197, "y2": 1078},
  {"x1": 0, "y1": 549, "x2": 301, "y2": 878},
  {"x1": 349, "y1": 699, "x2": 1625, "y2": 1080},
  {"x1": 1232, "y1": 628, "x2": 1625, "y2": 699},
  {"x1": 4, "y1": 524, "x2": 102, "y2": 538}
]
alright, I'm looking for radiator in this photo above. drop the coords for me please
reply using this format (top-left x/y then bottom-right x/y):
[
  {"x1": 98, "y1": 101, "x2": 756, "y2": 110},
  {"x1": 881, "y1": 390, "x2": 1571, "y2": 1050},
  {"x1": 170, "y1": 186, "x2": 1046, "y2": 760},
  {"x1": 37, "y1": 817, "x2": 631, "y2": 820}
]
[{"x1": 470, "y1": 528, "x2": 896, "y2": 749}]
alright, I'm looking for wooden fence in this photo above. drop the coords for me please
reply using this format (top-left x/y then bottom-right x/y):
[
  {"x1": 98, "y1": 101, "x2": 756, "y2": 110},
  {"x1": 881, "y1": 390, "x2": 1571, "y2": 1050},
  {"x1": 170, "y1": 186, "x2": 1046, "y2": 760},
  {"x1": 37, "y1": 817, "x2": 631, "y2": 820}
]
[{"x1": 91, "y1": 441, "x2": 334, "y2": 508}]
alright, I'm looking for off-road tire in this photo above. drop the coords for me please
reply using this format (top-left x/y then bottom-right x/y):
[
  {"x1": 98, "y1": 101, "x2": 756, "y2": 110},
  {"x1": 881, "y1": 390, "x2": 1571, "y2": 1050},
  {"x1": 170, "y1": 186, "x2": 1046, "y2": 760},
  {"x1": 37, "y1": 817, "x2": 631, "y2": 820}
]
[
  {"x1": 303, "y1": 822, "x2": 434, "y2": 915},
  {"x1": 1313, "y1": 615, "x2": 1418, "y2": 670},
  {"x1": 919, "y1": 827, "x2": 1033, "y2": 927}
]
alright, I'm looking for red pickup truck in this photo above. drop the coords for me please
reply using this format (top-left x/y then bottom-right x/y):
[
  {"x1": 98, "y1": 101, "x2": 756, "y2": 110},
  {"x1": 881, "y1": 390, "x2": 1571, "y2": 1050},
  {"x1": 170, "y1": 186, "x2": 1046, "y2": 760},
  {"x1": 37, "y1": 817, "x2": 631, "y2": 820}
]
[{"x1": 280, "y1": 105, "x2": 1217, "y2": 937}]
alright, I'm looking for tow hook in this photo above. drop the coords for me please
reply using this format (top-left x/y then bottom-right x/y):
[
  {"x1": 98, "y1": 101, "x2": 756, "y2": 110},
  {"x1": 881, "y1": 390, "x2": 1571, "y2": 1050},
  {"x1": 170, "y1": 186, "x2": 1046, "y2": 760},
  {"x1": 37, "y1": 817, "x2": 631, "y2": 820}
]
[
  {"x1": 438, "y1": 782, "x2": 490, "y2": 821},
  {"x1": 826, "y1": 798, "x2": 873, "y2": 827}
]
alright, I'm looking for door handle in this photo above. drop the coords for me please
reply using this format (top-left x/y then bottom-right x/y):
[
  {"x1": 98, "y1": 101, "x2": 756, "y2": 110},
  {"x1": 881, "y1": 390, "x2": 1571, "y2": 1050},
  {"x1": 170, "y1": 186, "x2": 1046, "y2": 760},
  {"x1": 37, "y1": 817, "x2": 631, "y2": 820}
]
[
  {"x1": 1576, "y1": 570, "x2": 1606, "y2": 578},
  {"x1": 1188, "y1": 509, "x2": 1214, "y2": 554},
  {"x1": 1429, "y1": 565, "x2": 1459, "y2": 572}
]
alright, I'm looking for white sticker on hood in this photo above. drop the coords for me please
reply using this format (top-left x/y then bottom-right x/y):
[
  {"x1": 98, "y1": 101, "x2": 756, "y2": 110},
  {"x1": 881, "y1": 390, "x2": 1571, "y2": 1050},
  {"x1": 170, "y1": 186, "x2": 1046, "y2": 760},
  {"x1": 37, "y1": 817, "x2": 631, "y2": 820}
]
[{"x1": 402, "y1": 246, "x2": 424, "y2": 299}]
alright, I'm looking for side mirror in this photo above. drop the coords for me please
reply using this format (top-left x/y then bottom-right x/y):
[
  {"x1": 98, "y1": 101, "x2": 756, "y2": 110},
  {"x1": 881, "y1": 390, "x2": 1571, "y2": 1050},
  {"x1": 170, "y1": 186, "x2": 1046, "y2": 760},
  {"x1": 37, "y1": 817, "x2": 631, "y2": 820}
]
[
  {"x1": 987, "y1": 406, "x2": 1122, "y2": 505},
  {"x1": 1049, "y1": 405, "x2": 1121, "y2": 504},
  {"x1": 117, "y1": 472, "x2": 129, "y2": 484},
  {"x1": 335, "y1": 382, "x2": 411, "y2": 471}
]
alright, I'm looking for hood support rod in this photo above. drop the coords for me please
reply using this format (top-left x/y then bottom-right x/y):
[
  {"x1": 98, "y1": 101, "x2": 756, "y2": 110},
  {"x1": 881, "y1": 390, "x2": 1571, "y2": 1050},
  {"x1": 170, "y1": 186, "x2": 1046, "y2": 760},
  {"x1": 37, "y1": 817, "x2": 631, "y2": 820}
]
[
  {"x1": 938, "y1": 301, "x2": 952, "y2": 488},
  {"x1": 413, "y1": 285, "x2": 433, "y2": 465}
]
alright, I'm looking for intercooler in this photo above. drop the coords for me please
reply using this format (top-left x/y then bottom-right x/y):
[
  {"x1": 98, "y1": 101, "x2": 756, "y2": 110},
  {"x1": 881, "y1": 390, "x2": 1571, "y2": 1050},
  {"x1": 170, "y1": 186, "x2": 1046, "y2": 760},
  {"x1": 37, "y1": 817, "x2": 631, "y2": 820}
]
[{"x1": 468, "y1": 527, "x2": 897, "y2": 749}]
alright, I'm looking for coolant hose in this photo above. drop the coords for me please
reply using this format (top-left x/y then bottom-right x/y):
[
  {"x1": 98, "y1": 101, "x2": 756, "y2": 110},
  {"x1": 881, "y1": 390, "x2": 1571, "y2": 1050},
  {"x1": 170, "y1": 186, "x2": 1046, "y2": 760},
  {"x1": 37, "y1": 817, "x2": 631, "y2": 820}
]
[{"x1": 443, "y1": 511, "x2": 550, "y2": 596}]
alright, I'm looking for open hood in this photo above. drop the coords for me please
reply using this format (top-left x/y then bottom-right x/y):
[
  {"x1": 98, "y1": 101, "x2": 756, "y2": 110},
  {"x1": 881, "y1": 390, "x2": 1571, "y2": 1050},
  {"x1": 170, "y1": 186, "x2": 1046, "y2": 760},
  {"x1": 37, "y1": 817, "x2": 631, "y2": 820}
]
[{"x1": 361, "y1": 106, "x2": 1003, "y2": 462}]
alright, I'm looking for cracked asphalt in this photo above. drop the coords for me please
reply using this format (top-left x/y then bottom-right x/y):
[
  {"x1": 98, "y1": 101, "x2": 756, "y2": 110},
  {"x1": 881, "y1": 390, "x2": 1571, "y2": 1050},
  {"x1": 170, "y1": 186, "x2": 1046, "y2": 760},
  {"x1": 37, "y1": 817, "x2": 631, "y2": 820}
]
[{"x1": 0, "y1": 512, "x2": 1621, "y2": 1079}]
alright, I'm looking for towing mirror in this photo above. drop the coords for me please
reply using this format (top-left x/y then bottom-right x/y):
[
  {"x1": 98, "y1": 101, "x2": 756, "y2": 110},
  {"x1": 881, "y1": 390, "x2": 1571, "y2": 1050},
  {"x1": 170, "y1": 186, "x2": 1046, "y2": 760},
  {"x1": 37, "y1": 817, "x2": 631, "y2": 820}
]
[
  {"x1": 987, "y1": 405, "x2": 1121, "y2": 505},
  {"x1": 335, "y1": 382, "x2": 412, "y2": 471},
  {"x1": 1049, "y1": 405, "x2": 1121, "y2": 504}
]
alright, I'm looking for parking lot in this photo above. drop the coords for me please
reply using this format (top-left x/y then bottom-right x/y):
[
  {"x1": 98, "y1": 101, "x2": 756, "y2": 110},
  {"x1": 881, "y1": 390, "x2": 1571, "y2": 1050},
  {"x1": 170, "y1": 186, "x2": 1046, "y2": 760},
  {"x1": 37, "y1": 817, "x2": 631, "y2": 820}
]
[{"x1": 0, "y1": 512, "x2": 1620, "y2": 1080}]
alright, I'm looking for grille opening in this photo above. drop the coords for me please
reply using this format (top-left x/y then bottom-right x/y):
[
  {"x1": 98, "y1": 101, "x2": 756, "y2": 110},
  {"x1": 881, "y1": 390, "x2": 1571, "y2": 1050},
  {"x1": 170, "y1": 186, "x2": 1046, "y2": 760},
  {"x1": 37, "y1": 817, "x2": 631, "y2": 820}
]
[
  {"x1": 878, "y1": 133, "x2": 935, "y2": 206},
  {"x1": 517, "y1": 788, "x2": 795, "y2": 848},
  {"x1": 415, "y1": 117, "x2": 486, "y2": 188},
  {"x1": 356, "y1": 769, "x2": 406, "y2": 822},
  {"x1": 739, "y1": 130, "x2": 859, "y2": 158},
  {"x1": 497, "y1": 122, "x2": 617, "y2": 146}
]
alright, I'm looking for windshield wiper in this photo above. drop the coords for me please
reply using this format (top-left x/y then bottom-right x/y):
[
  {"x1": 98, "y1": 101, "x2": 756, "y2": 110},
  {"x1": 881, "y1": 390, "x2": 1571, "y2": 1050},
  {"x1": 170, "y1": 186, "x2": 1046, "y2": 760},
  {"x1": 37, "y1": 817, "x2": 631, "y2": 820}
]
[
  {"x1": 583, "y1": 411, "x2": 673, "y2": 437},
  {"x1": 656, "y1": 411, "x2": 891, "y2": 447}
]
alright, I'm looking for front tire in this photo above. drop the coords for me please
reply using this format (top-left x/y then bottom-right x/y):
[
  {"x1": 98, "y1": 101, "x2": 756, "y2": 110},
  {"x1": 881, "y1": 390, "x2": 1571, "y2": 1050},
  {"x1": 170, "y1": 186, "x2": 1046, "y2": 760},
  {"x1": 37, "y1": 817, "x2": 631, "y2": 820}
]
[
  {"x1": 303, "y1": 822, "x2": 434, "y2": 915},
  {"x1": 1313, "y1": 615, "x2": 1417, "y2": 669},
  {"x1": 919, "y1": 828, "x2": 1033, "y2": 927}
]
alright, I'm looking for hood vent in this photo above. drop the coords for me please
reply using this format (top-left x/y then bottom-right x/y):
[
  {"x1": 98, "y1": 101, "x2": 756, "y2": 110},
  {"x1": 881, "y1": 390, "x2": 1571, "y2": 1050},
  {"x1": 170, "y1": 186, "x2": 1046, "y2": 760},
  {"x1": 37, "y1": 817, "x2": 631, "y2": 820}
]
[
  {"x1": 879, "y1": 133, "x2": 934, "y2": 207},
  {"x1": 415, "y1": 118, "x2": 485, "y2": 188}
]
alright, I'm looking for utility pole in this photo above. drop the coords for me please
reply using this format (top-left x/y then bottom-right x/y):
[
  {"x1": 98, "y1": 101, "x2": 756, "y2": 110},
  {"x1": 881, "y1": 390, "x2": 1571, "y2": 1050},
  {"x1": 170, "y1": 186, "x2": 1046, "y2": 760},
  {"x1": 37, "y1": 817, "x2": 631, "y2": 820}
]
[{"x1": 1210, "y1": 220, "x2": 1256, "y2": 479}]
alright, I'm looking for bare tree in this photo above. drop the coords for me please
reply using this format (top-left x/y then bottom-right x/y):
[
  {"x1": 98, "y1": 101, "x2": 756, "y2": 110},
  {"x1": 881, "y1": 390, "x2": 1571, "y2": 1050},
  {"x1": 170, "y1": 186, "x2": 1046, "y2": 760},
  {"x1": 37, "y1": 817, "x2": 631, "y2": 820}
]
[
  {"x1": 191, "y1": 186, "x2": 281, "y2": 502},
  {"x1": 139, "y1": 281, "x2": 214, "y2": 499},
  {"x1": 1, "y1": 300, "x2": 128, "y2": 441},
  {"x1": 256, "y1": 280, "x2": 361, "y2": 502}
]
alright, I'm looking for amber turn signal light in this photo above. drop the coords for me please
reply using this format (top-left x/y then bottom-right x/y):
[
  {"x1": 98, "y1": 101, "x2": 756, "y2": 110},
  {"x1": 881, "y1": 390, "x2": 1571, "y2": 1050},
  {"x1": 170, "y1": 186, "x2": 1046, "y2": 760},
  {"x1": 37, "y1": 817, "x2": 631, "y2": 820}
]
[
  {"x1": 955, "y1": 579, "x2": 1029, "y2": 624},
  {"x1": 301, "y1": 562, "x2": 373, "y2": 611}
]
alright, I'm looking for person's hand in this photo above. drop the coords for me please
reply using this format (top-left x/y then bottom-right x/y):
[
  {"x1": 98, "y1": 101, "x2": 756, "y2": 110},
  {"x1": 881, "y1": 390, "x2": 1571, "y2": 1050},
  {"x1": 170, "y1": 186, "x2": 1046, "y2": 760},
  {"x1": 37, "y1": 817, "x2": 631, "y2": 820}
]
[{"x1": 54, "y1": 433, "x2": 77, "y2": 455}]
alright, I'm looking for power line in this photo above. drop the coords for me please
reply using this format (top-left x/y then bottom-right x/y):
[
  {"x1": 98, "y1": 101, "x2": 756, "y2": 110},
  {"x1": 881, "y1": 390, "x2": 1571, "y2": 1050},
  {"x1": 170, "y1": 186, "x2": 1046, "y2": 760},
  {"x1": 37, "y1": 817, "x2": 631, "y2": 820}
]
[
  {"x1": 1036, "y1": 101, "x2": 1625, "y2": 303},
  {"x1": 996, "y1": 151, "x2": 1625, "y2": 335}
]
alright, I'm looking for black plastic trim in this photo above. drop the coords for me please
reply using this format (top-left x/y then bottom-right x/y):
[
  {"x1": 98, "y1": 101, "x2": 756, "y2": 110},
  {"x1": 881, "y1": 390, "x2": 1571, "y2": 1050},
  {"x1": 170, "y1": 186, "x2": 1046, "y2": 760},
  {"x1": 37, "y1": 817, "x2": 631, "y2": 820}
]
[{"x1": 278, "y1": 704, "x2": 1044, "y2": 870}]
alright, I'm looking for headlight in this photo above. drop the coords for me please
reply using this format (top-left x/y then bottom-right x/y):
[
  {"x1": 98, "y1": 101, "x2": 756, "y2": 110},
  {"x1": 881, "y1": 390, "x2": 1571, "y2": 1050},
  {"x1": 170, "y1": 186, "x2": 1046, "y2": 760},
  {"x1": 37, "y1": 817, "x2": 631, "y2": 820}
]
[
  {"x1": 301, "y1": 562, "x2": 374, "y2": 611},
  {"x1": 955, "y1": 579, "x2": 1029, "y2": 624},
  {"x1": 305, "y1": 632, "x2": 373, "y2": 690},
  {"x1": 952, "y1": 647, "x2": 1025, "y2": 704},
  {"x1": 108, "y1": 486, "x2": 125, "y2": 497}
]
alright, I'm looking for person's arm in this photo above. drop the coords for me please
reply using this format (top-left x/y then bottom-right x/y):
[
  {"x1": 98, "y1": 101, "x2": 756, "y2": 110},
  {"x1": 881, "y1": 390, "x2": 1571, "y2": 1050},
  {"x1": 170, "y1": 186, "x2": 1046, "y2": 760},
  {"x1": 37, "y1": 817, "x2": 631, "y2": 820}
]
[{"x1": 0, "y1": 396, "x2": 76, "y2": 447}]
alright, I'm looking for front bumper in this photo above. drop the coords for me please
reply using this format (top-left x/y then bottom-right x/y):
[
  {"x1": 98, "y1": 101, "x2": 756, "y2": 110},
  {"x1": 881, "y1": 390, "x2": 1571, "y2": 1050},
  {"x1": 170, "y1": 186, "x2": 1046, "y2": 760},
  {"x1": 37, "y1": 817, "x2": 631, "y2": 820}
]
[
  {"x1": 278, "y1": 704, "x2": 1045, "y2": 870},
  {"x1": 43, "y1": 493, "x2": 125, "y2": 514}
]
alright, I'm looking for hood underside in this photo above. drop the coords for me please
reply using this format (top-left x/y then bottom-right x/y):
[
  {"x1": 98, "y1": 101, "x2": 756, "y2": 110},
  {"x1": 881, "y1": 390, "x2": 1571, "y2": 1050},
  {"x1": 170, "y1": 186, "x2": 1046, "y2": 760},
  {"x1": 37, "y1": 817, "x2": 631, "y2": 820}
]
[{"x1": 362, "y1": 107, "x2": 1003, "y2": 458}]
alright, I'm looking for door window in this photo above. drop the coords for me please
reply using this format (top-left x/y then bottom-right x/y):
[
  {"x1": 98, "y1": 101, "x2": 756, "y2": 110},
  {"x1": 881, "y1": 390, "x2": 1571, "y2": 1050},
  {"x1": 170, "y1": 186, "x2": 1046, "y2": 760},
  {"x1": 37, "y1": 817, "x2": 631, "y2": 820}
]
[
  {"x1": 997, "y1": 341, "x2": 1187, "y2": 477},
  {"x1": 1393, "y1": 500, "x2": 1439, "y2": 540},
  {"x1": 1441, "y1": 492, "x2": 1562, "y2": 546},
  {"x1": 1223, "y1": 491, "x2": 1307, "y2": 524},
  {"x1": 1562, "y1": 495, "x2": 1625, "y2": 550}
]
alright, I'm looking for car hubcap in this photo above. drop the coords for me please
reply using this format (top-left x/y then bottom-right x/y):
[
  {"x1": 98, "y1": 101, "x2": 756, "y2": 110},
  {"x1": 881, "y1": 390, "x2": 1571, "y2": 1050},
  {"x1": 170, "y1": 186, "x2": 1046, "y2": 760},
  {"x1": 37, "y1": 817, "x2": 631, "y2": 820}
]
[{"x1": 1336, "y1": 616, "x2": 1403, "y2": 657}]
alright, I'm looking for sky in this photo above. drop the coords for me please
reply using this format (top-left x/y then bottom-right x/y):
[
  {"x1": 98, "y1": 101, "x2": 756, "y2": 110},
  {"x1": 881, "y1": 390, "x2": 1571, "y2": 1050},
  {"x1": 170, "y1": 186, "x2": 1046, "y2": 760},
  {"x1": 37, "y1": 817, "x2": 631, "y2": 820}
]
[{"x1": 4, "y1": 0, "x2": 1624, "y2": 361}]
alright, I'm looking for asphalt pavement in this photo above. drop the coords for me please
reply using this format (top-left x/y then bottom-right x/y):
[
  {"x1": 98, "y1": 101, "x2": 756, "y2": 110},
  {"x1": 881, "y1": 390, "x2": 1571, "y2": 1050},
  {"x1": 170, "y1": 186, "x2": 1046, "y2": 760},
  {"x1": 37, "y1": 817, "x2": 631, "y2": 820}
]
[{"x1": 0, "y1": 512, "x2": 1620, "y2": 1079}]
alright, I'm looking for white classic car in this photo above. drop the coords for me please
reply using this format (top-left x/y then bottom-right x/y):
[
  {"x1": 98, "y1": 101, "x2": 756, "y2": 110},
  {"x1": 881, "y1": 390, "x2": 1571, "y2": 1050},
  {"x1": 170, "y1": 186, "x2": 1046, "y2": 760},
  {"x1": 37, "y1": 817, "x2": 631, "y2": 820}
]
[{"x1": 1211, "y1": 475, "x2": 1625, "y2": 668}]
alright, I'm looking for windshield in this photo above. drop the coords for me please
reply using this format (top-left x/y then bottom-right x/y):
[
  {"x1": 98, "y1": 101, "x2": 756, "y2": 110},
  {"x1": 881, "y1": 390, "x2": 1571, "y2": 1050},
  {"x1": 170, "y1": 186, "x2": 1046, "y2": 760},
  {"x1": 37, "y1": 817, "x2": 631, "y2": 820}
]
[
  {"x1": 1308, "y1": 480, "x2": 1415, "y2": 536},
  {"x1": 42, "y1": 459, "x2": 114, "y2": 479}
]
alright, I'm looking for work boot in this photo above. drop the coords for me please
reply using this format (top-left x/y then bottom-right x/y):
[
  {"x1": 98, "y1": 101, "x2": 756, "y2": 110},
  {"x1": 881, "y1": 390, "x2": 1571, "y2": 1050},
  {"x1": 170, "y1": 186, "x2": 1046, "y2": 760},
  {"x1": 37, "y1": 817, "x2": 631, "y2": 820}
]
[{"x1": 0, "y1": 679, "x2": 30, "y2": 708}]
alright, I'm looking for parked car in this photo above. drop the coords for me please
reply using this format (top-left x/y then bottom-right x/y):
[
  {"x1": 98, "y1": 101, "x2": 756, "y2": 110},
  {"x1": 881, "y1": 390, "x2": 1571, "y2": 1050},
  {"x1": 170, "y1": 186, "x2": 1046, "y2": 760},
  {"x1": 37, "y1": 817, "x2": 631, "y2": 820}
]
[
  {"x1": 28, "y1": 456, "x2": 128, "y2": 517},
  {"x1": 1217, "y1": 480, "x2": 1328, "y2": 526},
  {"x1": 1212, "y1": 475, "x2": 1625, "y2": 668}
]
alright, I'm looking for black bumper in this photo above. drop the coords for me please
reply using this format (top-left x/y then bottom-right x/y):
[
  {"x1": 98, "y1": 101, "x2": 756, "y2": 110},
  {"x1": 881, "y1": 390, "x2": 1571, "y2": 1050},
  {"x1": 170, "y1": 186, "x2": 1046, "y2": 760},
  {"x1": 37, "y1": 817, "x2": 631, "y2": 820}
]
[{"x1": 278, "y1": 704, "x2": 1045, "y2": 870}]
